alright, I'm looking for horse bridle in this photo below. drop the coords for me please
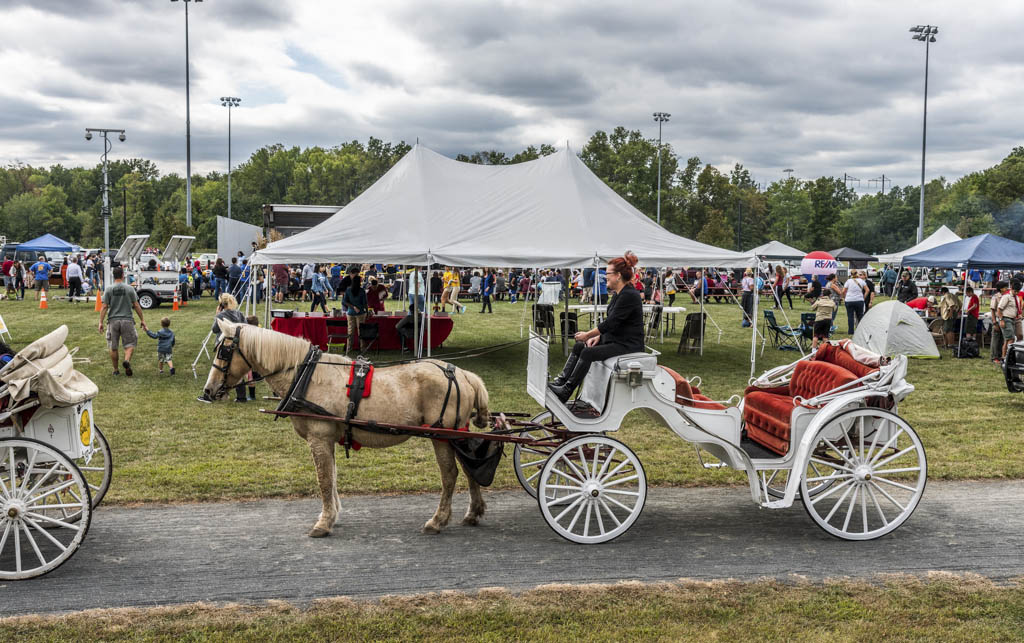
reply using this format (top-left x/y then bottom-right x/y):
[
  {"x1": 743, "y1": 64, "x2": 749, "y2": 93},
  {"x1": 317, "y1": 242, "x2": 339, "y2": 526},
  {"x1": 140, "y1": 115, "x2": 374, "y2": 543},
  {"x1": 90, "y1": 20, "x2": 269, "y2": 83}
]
[{"x1": 210, "y1": 327, "x2": 259, "y2": 398}]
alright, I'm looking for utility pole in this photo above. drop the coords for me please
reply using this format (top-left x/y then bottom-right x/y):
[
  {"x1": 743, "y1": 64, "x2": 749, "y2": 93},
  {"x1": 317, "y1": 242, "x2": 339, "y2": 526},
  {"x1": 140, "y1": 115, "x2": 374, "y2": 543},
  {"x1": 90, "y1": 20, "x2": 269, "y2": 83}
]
[
  {"x1": 221, "y1": 96, "x2": 241, "y2": 219},
  {"x1": 869, "y1": 175, "x2": 891, "y2": 194},
  {"x1": 843, "y1": 173, "x2": 860, "y2": 191}
]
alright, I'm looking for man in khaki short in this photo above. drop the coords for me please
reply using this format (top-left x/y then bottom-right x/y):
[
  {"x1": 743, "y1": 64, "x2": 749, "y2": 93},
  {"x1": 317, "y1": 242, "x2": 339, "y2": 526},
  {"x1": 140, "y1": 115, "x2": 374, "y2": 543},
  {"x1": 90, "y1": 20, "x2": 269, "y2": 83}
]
[{"x1": 98, "y1": 265, "x2": 148, "y2": 376}]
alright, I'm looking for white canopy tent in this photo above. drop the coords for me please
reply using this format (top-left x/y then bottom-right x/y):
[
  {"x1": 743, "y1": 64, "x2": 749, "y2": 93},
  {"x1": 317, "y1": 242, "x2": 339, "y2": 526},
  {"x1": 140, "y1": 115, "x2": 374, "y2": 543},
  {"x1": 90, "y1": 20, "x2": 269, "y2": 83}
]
[
  {"x1": 876, "y1": 225, "x2": 961, "y2": 265},
  {"x1": 250, "y1": 144, "x2": 758, "y2": 368},
  {"x1": 747, "y1": 240, "x2": 806, "y2": 262},
  {"x1": 250, "y1": 145, "x2": 754, "y2": 269}
]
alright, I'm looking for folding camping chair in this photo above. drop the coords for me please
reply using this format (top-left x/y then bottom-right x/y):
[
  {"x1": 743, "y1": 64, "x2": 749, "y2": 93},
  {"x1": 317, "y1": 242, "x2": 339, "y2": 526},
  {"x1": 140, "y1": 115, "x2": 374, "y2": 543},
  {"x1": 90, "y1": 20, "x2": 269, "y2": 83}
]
[
  {"x1": 533, "y1": 304, "x2": 555, "y2": 338},
  {"x1": 644, "y1": 305, "x2": 664, "y2": 342},
  {"x1": 677, "y1": 312, "x2": 707, "y2": 354},
  {"x1": 799, "y1": 312, "x2": 816, "y2": 349},
  {"x1": 356, "y1": 322, "x2": 380, "y2": 359},
  {"x1": 762, "y1": 310, "x2": 802, "y2": 351},
  {"x1": 326, "y1": 324, "x2": 348, "y2": 354}
]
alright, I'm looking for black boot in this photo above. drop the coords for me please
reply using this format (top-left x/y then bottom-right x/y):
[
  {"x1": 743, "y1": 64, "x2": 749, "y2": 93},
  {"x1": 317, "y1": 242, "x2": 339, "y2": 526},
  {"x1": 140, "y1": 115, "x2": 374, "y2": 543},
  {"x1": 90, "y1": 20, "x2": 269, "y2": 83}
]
[
  {"x1": 548, "y1": 358, "x2": 588, "y2": 403},
  {"x1": 551, "y1": 352, "x2": 580, "y2": 387}
]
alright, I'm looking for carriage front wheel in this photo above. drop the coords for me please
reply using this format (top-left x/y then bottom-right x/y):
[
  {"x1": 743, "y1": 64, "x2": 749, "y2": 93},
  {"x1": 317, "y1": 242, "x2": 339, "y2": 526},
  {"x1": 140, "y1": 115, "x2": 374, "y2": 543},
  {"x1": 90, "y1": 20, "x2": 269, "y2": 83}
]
[
  {"x1": 0, "y1": 437, "x2": 93, "y2": 579},
  {"x1": 800, "y1": 408, "x2": 926, "y2": 541},
  {"x1": 537, "y1": 435, "x2": 646, "y2": 544},
  {"x1": 513, "y1": 412, "x2": 562, "y2": 498}
]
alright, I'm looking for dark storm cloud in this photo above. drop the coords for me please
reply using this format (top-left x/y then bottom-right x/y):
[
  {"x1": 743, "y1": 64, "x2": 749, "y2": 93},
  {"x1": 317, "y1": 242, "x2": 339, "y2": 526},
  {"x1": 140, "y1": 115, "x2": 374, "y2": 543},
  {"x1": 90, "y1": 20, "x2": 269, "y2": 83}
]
[
  {"x1": 371, "y1": 102, "x2": 522, "y2": 136},
  {"x1": 0, "y1": 96, "x2": 64, "y2": 131},
  {"x1": 0, "y1": 0, "x2": 112, "y2": 16},
  {"x1": 203, "y1": 0, "x2": 294, "y2": 30}
]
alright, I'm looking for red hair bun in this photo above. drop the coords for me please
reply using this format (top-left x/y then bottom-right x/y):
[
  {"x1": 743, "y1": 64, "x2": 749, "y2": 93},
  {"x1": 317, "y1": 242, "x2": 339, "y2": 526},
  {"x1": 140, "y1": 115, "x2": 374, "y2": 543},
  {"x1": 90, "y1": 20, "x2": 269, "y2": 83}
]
[
  {"x1": 623, "y1": 251, "x2": 638, "y2": 268},
  {"x1": 609, "y1": 251, "x2": 640, "y2": 282}
]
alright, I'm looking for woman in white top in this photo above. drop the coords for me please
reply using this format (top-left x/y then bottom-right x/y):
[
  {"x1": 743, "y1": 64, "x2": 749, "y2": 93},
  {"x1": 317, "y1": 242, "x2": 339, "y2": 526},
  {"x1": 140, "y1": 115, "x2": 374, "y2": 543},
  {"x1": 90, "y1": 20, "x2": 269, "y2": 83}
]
[
  {"x1": 841, "y1": 270, "x2": 869, "y2": 334},
  {"x1": 740, "y1": 268, "x2": 755, "y2": 328}
]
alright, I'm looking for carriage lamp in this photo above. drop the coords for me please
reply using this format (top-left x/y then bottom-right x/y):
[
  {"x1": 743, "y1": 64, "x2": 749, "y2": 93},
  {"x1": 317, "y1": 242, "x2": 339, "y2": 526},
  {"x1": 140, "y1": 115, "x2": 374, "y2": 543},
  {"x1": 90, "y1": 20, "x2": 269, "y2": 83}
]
[
  {"x1": 79, "y1": 408, "x2": 92, "y2": 446},
  {"x1": 627, "y1": 362, "x2": 644, "y2": 387}
]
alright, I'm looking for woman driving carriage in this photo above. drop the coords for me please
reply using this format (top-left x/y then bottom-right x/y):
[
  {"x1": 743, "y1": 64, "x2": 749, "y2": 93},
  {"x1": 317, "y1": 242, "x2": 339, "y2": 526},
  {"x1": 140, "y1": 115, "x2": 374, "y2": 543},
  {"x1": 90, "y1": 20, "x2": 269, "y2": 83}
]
[{"x1": 548, "y1": 251, "x2": 645, "y2": 403}]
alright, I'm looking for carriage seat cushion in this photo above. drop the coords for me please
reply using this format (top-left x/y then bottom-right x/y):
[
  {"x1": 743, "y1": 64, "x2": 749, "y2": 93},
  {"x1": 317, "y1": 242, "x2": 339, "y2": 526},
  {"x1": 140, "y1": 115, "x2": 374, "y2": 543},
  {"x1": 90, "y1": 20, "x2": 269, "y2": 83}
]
[
  {"x1": 660, "y1": 366, "x2": 726, "y2": 410},
  {"x1": 608, "y1": 353, "x2": 658, "y2": 375},
  {"x1": 743, "y1": 360, "x2": 858, "y2": 455},
  {"x1": 812, "y1": 342, "x2": 879, "y2": 379}
]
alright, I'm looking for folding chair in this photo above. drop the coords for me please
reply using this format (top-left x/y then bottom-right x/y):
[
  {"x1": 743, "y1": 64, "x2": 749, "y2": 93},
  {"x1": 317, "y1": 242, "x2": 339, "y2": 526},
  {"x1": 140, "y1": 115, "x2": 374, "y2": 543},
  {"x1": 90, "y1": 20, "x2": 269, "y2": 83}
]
[
  {"x1": 762, "y1": 310, "x2": 802, "y2": 351},
  {"x1": 357, "y1": 322, "x2": 380, "y2": 359},
  {"x1": 326, "y1": 321, "x2": 348, "y2": 354},
  {"x1": 644, "y1": 305, "x2": 664, "y2": 341},
  {"x1": 533, "y1": 304, "x2": 555, "y2": 337},
  {"x1": 798, "y1": 312, "x2": 816, "y2": 349},
  {"x1": 677, "y1": 312, "x2": 707, "y2": 354}
]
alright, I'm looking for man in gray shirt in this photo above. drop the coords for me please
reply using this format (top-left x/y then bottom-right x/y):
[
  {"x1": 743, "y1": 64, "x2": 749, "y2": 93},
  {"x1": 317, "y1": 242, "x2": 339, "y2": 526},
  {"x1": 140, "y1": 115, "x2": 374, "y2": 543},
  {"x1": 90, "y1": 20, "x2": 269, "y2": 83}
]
[{"x1": 98, "y1": 265, "x2": 148, "y2": 376}]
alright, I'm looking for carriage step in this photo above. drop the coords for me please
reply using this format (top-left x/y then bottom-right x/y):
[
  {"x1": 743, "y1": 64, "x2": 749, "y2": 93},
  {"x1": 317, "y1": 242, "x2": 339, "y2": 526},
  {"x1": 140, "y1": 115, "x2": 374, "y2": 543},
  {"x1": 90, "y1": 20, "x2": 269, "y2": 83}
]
[{"x1": 739, "y1": 436, "x2": 785, "y2": 460}]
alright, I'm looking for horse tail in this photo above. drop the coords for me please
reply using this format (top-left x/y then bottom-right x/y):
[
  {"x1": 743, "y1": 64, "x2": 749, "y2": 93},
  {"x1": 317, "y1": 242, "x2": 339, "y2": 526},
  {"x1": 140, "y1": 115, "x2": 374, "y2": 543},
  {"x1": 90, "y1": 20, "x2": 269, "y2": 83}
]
[{"x1": 463, "y1": 370, "x2": 491, "y2": 428}]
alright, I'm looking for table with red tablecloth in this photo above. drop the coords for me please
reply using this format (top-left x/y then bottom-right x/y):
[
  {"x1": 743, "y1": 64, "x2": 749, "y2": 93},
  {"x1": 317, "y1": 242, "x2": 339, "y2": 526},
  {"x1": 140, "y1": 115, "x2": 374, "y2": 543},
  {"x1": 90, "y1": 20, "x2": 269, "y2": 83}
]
[{"x1": 270, "y1": 312, "x2": 453, "y2": 351}]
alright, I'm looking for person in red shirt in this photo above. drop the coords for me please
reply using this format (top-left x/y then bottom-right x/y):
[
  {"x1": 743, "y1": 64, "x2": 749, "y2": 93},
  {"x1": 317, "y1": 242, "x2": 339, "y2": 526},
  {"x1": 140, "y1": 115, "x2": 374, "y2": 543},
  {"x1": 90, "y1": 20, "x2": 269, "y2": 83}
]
[
  {"x1": 964, "y1": 286, "x2": 980, "y2": 340},
  {"x1": 2, "y1": 257, "x2": 13, "y2": 297},
  {"x1": 905, "y1": 296, "x2": 928, "y2": 311},
  {"x1": 365, "y1": 277, "x2": 387, "y2": 313}
]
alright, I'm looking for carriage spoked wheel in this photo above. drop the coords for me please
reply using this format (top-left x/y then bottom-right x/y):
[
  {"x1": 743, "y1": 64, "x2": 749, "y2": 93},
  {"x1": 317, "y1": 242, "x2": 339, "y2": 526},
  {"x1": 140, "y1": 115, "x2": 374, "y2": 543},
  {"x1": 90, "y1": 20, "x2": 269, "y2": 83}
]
[
  {"x1": 0, "y1": 437, "x2": 92, "y2": 580},
  {"x1": 513, "y1": 412, "x2": 563, "y2": 499},
  {"x1": 537, "y1": 435, "x2": 647, "y2": 544},
  {"x1": 800, "y1": 408, "x2": 927, "y2": 541},
  {"x1": 55, "y1": 425, "x2": 112, "y2": 524}
]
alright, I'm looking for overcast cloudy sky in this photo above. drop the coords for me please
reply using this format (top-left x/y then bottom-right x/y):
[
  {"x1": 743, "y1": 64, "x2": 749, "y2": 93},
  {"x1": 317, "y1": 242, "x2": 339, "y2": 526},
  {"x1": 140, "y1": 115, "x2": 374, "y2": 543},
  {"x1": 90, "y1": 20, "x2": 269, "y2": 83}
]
[{"x1": 2, "y1": 0, "x2": 1022, "y2": 191}]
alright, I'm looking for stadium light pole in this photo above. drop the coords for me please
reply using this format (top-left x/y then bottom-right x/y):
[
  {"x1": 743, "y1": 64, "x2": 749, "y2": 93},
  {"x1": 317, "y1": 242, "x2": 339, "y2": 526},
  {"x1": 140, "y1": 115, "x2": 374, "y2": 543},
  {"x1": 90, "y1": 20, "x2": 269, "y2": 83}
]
[
  {"x1": 84, "y1": 128, "x2": 126, "y2": 257},
  {"x1": 910, "y1": 24, "x2": 938, "y2": 244},
  {"x1": 171, "y1": 0, "x2": 201, "y2": 228},
  {"x1": 220, "y1": 96, "x2": 241, "y2": 219},
  {"x1": 653, "y1": 112, "x2": 670, "y2": 225}
]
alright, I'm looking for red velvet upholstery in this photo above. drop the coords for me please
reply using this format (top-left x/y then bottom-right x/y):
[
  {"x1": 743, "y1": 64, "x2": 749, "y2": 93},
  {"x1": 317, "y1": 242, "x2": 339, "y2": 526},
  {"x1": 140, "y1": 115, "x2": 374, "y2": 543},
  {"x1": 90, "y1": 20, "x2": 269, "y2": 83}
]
[
  {"x1": 661, "y1": 366, "x2": 726, "y2": 411},
  {"x1": 813, "y1": 343, "x2": 878, "y2": 379},
  {"x1": 743, "y1": 360, "x2": 858, "y2": 455}
]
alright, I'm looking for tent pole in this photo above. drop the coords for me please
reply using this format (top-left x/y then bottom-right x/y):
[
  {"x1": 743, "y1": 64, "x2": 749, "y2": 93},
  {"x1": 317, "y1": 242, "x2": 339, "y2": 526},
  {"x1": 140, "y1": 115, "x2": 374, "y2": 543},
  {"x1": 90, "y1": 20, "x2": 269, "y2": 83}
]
[
  {"x1": 956, "y1": 262, "x2": 966, "y2": 354},
  {"x1": 563, "y1": 268, "x2": 570, "y2": 357},
  {"x1": 699, "y1": 267, "x2": 704, "y2": 356},
  {"x1": 750, "y1": 263, "x2": 760, "y2": 379},
  {"x1": 426, "y1": 257, "x2": 433, "y2": 358}
]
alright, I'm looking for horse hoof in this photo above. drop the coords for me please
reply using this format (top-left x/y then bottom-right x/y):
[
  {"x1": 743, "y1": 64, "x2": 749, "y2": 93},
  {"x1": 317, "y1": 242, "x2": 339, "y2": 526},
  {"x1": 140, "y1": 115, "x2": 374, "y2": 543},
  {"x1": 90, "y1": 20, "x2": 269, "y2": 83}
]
[
  {"x1": 309, "y1": 527, "x2": 331, "y2": 538},
  {"x1": 422, "y1": 524, "x2": 441, "y2": 534},
  {"x1": 462, "y1": 516, "x2": 479, "y2": 526}
]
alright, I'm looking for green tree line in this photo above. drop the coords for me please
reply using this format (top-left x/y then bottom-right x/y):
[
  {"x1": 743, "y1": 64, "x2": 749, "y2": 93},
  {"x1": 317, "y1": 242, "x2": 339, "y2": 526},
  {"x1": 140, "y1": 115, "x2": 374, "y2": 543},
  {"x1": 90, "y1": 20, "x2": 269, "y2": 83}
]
[{"x1": 2, "y1": 130, "x2": 1022, "y2": 254}]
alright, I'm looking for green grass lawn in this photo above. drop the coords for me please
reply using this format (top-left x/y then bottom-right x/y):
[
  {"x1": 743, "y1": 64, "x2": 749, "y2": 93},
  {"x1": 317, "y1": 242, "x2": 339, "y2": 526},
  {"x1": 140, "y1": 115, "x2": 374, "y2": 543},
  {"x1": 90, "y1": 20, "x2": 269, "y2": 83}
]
[
  {"x1": 1, "y1": 287, "x2": 1021, "y2": 504},
  {"x1": 2, "y1": 577, "x2": 1022, "y2": 641}
]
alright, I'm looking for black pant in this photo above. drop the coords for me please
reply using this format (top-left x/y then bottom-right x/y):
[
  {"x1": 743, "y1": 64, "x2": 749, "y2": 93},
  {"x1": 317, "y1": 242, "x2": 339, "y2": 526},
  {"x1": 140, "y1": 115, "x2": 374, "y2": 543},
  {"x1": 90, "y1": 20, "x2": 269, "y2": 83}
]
[
  {"x1": 741, "y1": 290, "x2": 754, "y2": 324},
  {"x1": 481, "y1": 294, "x2": 492, "y2": 313},
  {"x1": 566, "y1": 340, "x2": 632, "y2": 381},
  {"x1": 68, "y1": 276, "x2": 82, "y2": 300},
  {"x1": 667, "y1": 293, "x2": 676, "y2": 306},
  {"x1": 311, "y1": 292, "x2": 327, "y2": 313},
  {"x1": 774, "y1": 284, "x2": 792, "y2": 309},
  {"x1": 845, "y1": 301, "x2": 865, "y2": 334}
]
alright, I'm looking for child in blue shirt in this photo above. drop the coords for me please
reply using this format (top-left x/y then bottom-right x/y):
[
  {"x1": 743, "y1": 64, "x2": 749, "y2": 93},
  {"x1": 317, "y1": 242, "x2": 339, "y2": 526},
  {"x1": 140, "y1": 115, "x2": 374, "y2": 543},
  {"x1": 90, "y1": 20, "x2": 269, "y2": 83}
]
[{"x1": 145, "y1": 317, "x2": 176, "y2": 375}]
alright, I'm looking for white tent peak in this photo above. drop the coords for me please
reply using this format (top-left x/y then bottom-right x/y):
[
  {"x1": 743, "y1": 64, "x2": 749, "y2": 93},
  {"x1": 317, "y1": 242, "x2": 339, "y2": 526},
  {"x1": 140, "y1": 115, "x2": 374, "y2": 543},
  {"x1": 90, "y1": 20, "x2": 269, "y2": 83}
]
[
  {"x1": 876, "y1": 225, "x2": 961, "y2": 265},
  {"x1": 250, "y1": 144, "x2": 754, "y2": 268},
  {"x1": 748, "y1": 240, "x2": 806, "y2": 261},
  {"x1": 852, "y1": 300, "x2": 939, "y2": 359}
]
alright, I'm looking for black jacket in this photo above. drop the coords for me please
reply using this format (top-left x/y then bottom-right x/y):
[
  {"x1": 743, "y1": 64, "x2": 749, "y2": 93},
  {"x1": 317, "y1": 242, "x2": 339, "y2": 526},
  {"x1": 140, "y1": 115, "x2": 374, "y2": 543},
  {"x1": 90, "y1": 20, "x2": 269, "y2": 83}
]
[
  {"x1": 597, "y1": 283, "x2": 645, "y2": 352},
  {"x1": 896, "y1": 280, "x2": 918, "y2": 303}
]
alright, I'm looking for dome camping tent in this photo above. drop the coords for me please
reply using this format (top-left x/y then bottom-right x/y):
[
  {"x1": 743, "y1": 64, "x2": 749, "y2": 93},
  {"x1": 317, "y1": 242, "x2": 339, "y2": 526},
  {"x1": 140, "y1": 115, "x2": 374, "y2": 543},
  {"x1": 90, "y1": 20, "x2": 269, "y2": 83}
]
[{"x1": 852, "y1": 300, "x2": 939, "y2": 359}]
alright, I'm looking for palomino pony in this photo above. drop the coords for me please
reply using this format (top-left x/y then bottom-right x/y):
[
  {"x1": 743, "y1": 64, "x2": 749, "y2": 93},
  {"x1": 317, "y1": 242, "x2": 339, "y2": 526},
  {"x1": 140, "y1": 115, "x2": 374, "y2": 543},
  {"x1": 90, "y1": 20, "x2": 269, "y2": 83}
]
[{"x1": 203, "y1": 319, "x2": 491, "y2": 537}]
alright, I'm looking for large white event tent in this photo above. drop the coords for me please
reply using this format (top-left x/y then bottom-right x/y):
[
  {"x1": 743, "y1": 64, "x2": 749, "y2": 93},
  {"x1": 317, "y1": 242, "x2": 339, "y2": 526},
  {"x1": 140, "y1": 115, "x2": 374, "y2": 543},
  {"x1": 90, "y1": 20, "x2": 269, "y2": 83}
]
[
  {"x1": 250, "y1": 144, "x2": 757, "y2": 366},
  {"x1": 251, "y1": 145, "x2": 753, "y2": 269},
  {"x1": 876, "y1": 225, "x2": 961, "y2": 265}
]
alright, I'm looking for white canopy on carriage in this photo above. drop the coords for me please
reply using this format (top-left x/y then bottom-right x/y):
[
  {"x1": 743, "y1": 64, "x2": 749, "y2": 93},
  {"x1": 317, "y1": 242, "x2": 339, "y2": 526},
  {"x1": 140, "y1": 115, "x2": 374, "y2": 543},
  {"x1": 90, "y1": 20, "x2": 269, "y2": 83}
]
[
  {"x1": 250, "y1": 145, "x2": 755, "y2": 269},
  {"x1": 0, "y1": 325, "x2": 98, "y2": 407}
]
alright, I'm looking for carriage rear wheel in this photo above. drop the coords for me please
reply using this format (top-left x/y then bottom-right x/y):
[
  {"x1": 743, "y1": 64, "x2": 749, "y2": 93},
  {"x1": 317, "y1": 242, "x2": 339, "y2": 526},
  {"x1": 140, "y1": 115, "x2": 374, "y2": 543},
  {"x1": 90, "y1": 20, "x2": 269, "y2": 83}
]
[
  {"x1": 800, "y1": 408, "x2": 926, "y2": 541},
  {"x1": 761, "y1": 457, "x2": 846, "y2": 500},
  {"x1": 537, "y1": 435, "x2": 646, "y2": 544},
  {"x1": 0, "y1": 437, "x2": 92, "y2": 580},
  {"x1": 513, "y1": 412, "x2": 561, "y2": 498},
  {"x1": 66, "y1": 425, "x2": 112, "y2": 522}
]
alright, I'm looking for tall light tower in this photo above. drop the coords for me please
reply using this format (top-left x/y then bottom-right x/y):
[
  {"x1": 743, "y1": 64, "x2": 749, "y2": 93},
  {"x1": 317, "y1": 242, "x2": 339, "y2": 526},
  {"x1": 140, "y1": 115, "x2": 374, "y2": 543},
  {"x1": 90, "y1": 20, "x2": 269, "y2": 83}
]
[
  {"x1": 653, "y1": 112, "x2": 670, "y2": 225},
  {"x1": 171, "y1": 0, "x2": 202, "y2": 228},
  {"x1": 220, "y1": 96, "x2": 241, "y2": 219},
  {"x1": 84, "y1": 128, "x2": 126, "y2": 256},
  {"x1": 910, "y1": 24, "x2": 938, "y2": 244}
]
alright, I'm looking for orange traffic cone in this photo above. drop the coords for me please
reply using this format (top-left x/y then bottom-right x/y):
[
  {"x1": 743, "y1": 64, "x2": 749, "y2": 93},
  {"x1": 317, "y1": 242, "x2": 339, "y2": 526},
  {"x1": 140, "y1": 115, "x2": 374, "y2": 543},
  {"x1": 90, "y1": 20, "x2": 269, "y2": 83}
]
[
  {"x1": 39, "y1": 290, "x2": 48, "y2": 310},
  {"x1": 172, "y1": 290, "x2": 179, "y2": 311},
  {"x1": 94, "y1": 292, "x2": 103, "y2": 311}
]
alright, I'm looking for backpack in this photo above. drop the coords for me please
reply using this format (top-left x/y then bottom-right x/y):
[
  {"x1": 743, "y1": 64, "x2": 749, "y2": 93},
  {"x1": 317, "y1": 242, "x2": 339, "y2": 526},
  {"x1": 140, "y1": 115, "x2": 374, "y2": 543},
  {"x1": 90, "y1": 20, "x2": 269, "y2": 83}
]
[{"x1": 953, "y1": 337, "x2": 980, "y2": 359}]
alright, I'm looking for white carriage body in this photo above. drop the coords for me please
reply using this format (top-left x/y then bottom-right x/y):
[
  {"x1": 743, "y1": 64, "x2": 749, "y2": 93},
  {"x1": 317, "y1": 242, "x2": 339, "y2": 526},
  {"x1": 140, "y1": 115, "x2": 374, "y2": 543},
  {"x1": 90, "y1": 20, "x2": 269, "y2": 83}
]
[{"x1": 527, "y1": 332, "x2": 918, "y2": 510}]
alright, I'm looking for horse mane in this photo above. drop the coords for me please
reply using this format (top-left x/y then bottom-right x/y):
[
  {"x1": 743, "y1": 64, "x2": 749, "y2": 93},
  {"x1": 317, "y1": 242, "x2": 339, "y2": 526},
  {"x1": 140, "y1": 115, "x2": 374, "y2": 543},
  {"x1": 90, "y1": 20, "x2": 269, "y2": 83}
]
[{"x1": 239, "y1": 324, "x2": 317, "y2": 374}]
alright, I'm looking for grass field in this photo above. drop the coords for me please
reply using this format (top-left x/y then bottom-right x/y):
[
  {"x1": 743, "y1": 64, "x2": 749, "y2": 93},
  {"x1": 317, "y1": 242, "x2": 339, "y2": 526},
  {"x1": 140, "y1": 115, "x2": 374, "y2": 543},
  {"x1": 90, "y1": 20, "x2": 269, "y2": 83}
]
[
  {"x1": 1, "y1": 287, "x2": 1021, "y2": 504},
  {"x1": 2, "y1": 576, "x2": 1022, "y2": 641}
]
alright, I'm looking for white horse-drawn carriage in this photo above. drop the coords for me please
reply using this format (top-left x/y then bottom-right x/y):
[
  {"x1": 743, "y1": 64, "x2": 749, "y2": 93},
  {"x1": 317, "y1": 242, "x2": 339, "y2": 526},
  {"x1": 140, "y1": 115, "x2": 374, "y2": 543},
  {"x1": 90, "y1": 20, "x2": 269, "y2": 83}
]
[
  {"x1": 509, "y1": 332, "x2": 926, "y2": 544},
  {"x1": 0, "y1": 326, "x2": 112, "y2": 579}
]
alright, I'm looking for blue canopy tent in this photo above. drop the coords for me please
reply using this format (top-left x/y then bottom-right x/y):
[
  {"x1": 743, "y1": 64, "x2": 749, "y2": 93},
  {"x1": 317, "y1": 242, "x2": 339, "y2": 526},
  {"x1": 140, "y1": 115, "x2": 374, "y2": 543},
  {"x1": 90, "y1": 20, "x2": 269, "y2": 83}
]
[
  {"x1": 902, "y1": 233, "x2": 1024, "y2": 269},
  {"x1": 17, "y1": 233, "x2": 75, "y2": 253},
  {"x1": 903, "y1": 233, "x2": 1024, "y2": 351}
]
